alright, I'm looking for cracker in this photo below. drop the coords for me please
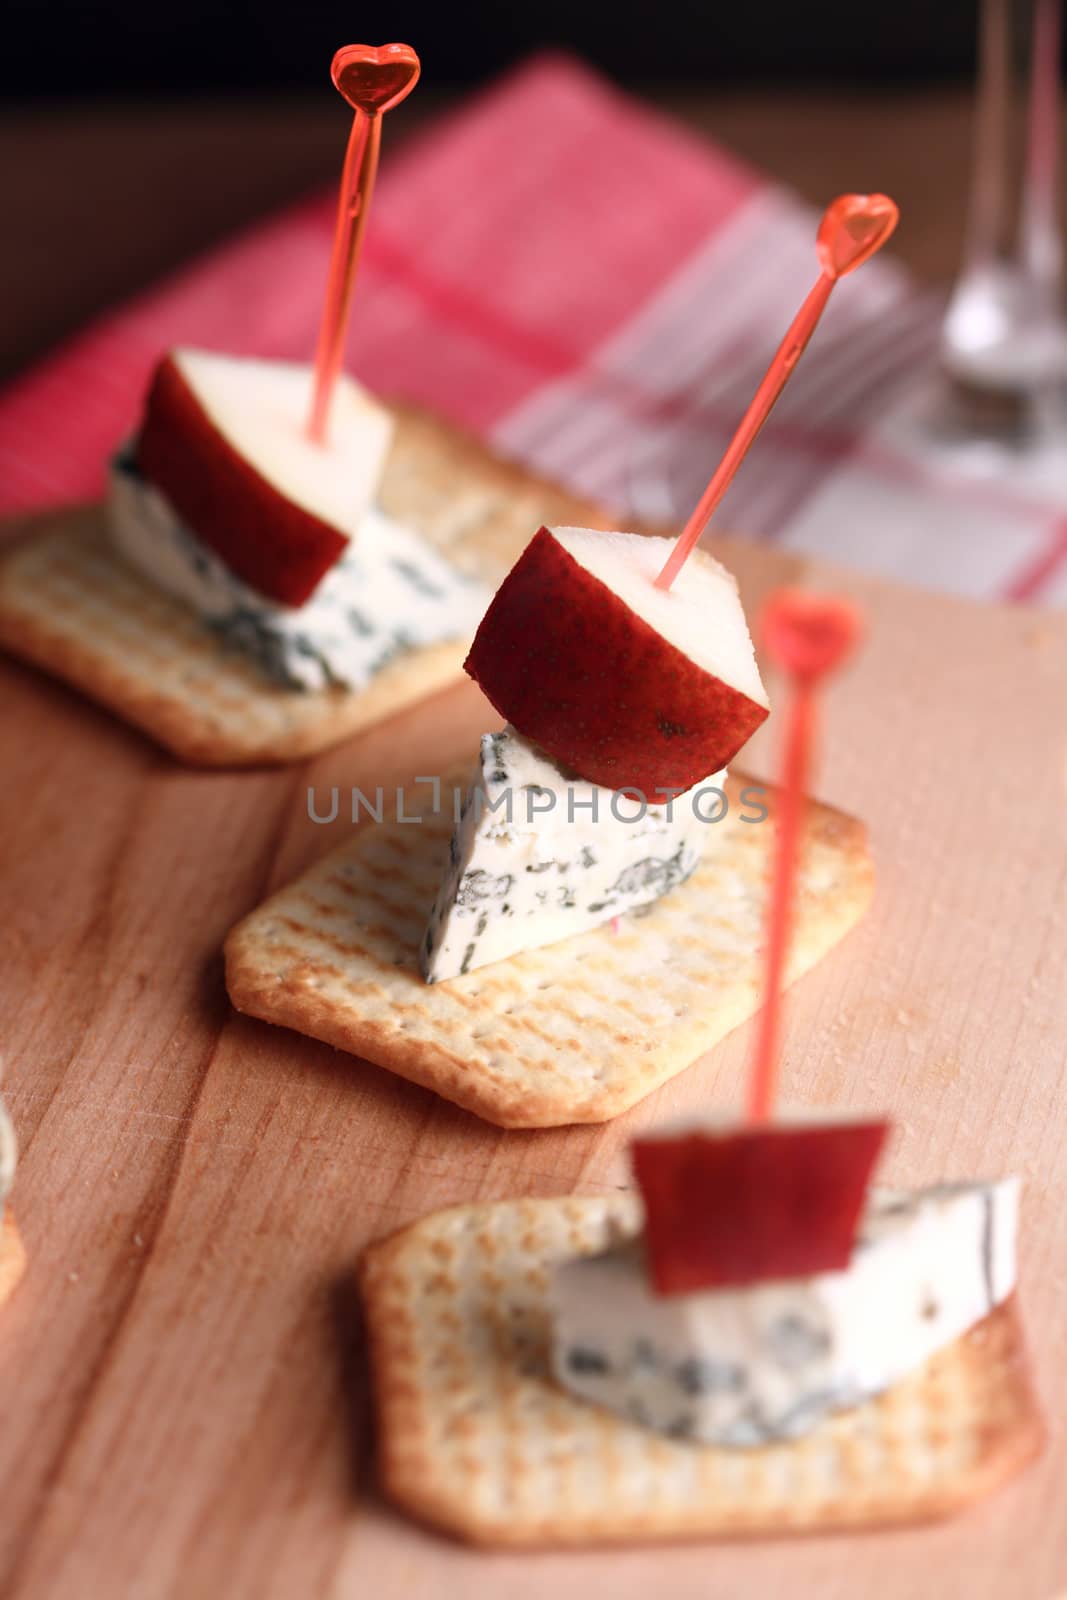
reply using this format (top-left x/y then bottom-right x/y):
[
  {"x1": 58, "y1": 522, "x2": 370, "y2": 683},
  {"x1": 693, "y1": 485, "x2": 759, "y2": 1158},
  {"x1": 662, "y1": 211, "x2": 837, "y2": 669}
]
[
  {"x1": 0, "y1": 1209, "x2": 26, "y2": 1307},
  {"x1": 225, "y1": 772, "x2": 873, "y2": 1128},
  {"x1": 0, "y1": 406, "x2": 612, "y2": 767},
  {"x1": 359, "y1": 1193, "x2": 1044, "y2": 1547}
]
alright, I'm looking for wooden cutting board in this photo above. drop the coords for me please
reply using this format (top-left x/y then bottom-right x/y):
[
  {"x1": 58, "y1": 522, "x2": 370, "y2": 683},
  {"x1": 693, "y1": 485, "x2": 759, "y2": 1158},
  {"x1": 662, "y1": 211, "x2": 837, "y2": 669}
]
[{"x1": 0, "y1": 508, "x2": 1064, "y2": 1600}]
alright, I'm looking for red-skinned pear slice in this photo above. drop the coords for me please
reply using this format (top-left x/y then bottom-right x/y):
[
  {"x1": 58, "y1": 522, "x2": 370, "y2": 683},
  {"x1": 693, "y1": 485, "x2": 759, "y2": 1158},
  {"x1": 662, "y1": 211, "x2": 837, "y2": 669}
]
[
  {"x1": 632, "y1": 1120, "x2": 890, "y2": 1295},
  {"x1": 464, "y1": 526, "x2": 769, "y2": 794},
  {"x1": 136, "y1": 350, "x2": 393, "y2": 606}
]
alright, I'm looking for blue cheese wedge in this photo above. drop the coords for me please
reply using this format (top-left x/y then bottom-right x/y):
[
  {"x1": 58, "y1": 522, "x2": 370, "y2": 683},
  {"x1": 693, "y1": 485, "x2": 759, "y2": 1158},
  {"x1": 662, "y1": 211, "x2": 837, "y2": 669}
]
[
  {"x1": 550, "y1": 1179, "x2": 1019, "y2": 1446},
  {"x1": 107, "y1": 453, "x2": 490, "y2": 692},
  {"x1": 421, "y1": 727, "x2": 723, "y2": 982}
]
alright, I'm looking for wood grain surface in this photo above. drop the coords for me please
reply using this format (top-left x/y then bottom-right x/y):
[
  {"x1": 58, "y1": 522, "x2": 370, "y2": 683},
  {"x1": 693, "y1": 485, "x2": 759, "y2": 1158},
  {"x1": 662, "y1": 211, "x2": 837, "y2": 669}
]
[{"x1": 0, "y1": 513, "x2": 1064, "y2": 1599}]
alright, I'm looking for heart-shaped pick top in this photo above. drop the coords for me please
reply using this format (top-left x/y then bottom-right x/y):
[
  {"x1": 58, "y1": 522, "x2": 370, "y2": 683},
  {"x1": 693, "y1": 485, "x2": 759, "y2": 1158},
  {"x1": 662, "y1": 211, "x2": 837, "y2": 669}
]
[
  {"x1": 761, "y1": 588, "x2": 863, "y2": 683},
  {"x1": 331, "y1": 43, "x2": 421, "y2": 115},
  {"x1": 816, "y1": 192, "x2": 899, "y2": 280}
]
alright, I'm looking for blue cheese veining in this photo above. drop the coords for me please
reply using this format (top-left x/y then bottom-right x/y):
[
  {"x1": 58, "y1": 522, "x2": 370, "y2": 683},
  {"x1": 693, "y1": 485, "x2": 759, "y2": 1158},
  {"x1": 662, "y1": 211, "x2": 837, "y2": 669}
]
[
  {"x1": 421, "y1": 726, "x2": 723, "y2": 982},
  {"x1": 108, "y1": 453, "x2": 490, "y2": 692},
  {"x1": 550, "y1": 1178, "x2": 1019, "y2": 1446}
]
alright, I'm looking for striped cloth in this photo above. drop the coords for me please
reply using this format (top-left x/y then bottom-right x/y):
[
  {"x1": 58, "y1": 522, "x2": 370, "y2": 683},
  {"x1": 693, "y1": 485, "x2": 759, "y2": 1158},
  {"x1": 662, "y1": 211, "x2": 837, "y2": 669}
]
[{"x1": 2, "y1": 54, "x2": 1064, "y2": 605}]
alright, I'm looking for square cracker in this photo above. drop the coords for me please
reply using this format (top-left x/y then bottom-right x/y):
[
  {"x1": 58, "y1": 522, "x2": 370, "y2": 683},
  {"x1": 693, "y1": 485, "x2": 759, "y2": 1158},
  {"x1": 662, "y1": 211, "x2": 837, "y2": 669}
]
[
  {"x1": 0, "y1": 406, "x2": 612, "y2": 767},
  {"x1": 224, "y1": 773, "x2": 874, "y2": 1128},
  {"x1": 359, "y1": 1193, "x2": 1044, "y2": 1547}
]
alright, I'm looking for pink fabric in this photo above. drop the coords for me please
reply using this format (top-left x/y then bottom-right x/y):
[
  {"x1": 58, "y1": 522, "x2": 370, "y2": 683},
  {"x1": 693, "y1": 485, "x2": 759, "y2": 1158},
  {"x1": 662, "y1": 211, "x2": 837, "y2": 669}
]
[{"x1": 2, "y1": 53, "x2": 1064, "y2": 605}]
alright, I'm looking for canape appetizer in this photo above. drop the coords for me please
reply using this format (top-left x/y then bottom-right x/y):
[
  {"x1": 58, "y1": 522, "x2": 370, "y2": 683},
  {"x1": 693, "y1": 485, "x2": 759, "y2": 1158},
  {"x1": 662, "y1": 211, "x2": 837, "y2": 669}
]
[
  {"x1": 0, "y1": 44, "x2": 604, "y2": 765},
  {"x1": 357, "y1": 587, "x2": 1042, "y2": 1547},
  {"x1": 226, "y1": 194, "x2": 896, "y2": 1124},
  {"x1": 359, "y1": 1138, "x2": 1039, "y2": 1546},
  {"x1": 422, "y1": 525, "x2": 767, "y2": 981},
  {"x1": 555, "y1": 1120, "x2": 1021, "y2": 1448},
  {"x1": 110, "y1": 347, "x2": 489, "y2": 695}
]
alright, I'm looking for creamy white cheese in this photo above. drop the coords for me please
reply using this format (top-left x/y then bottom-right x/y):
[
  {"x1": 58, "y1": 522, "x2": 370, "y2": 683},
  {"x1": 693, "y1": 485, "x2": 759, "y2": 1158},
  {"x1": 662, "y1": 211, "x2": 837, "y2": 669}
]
[
  {"x1": 550, "y1": 1178, "x2": 1019, "y2": 1446},
  {"x1": 421, "y1": 726, "x2": 724, "y2": 981},
  {"x1": 108, "y1": 453, "x2": 490, "y2": 692},
  {"x1": 0, "y1": 1094, "x2": 16, "y2": 1211}
]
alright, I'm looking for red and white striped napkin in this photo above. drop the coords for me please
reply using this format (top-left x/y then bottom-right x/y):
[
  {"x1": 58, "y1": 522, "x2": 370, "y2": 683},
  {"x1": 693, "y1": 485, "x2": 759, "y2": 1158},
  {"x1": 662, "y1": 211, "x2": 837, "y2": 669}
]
[{"x1": 2, "y1": 54, "x2": 1064, "y2": 605}]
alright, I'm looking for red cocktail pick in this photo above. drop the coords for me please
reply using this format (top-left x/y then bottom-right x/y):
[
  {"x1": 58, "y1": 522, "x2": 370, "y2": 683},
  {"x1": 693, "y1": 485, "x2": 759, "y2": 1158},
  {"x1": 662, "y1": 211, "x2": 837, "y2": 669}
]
[
  {"x1": 332, "y1": 42, "x2": 421, "y2": 113},
  {"x1": 630, "y1": 590, "x2": 887, "y2": 1294},
  {"x1": 749, "y1": 589, "x2": 863, "y2": 1120},
  {"x1": 631, "y1": 589, "x2": 886, "y2": 1295},
  {"x1": 307, "y1": 44, "x2": 420, "y2": 444},
  {"x1": 654, "y1": 193, "x2": 899, "y2": 591}
]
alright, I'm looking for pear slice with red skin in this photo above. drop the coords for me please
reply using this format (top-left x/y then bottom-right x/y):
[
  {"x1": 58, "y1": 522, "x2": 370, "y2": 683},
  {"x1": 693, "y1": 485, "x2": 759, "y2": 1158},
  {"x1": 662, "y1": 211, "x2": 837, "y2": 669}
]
[
  {"x1": 632, "y1": 1119, "x2": 890, "y2": 1296},
  {"x1": 135, "y1": 350, "x2": 392, "y2": 606},
  {"x1": 464, "y1": 525, "x2": 769, "y2": 794}
]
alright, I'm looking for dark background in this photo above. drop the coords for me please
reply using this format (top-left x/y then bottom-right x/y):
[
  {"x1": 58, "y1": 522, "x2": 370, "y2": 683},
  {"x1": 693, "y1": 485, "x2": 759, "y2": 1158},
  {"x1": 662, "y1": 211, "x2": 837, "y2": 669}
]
[{"x1": 1, "y1": 1, "x2": 990, "y2": 102}]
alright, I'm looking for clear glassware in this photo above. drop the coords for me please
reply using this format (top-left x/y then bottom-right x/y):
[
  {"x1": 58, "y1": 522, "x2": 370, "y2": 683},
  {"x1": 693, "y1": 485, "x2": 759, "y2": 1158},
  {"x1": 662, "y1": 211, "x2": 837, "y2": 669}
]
[{"x1": 941, "y1": 0, "x2": 1067, "y2": 441}]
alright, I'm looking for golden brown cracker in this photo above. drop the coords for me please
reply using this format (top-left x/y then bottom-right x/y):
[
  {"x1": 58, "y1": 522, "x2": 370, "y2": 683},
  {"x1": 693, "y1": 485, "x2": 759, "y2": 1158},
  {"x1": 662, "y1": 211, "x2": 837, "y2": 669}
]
[
  {"x1": 359, "y1": 1193, "x2": 1044, "y2": 1547},
  {"x1": 225, "y1": 773, "x2": 873, "y2": 1127}
]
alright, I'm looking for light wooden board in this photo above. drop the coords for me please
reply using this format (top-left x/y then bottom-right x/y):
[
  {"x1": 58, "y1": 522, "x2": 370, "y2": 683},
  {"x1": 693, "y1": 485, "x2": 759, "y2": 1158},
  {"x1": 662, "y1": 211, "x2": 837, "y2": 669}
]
[{"x1": 0, "y1": 507, "x2": 1064, "y2": 1600}]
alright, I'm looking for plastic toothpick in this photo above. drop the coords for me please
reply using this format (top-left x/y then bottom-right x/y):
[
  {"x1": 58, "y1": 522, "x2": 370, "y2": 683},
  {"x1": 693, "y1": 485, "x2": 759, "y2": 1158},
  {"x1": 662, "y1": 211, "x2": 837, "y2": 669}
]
[
  {"x1": 654, "y1": 193, "x2": 899, "y2": 590},
  {"x1": 747, "y1": 590, "x2": 863, "y2": 1122},
  {"x1": 307, "y1": 43, "x2": 420, "y2": 444}
]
